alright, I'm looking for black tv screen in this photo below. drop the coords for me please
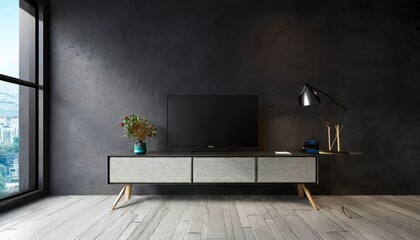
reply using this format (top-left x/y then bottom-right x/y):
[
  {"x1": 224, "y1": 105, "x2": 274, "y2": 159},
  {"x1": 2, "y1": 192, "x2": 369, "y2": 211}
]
[{"x1": 167, "y1": 95, "x2": 258, "y2": 148}]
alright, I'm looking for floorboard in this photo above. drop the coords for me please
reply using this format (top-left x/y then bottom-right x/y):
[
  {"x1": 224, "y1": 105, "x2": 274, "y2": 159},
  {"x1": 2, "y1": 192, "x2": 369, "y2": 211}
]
[
  {"x1": 228, "y1": 198, "x2": 246, "y2": 240},
  {"x1": 149, "y1": 196, "x2": 189, "y2": 240},
  {"x1": 1, "y1": 195, "x2": 420, "y2": 240},
  {"x1": 248, "y1": 215, "x2": 276, "y2": 240},
  {"x1": 202, "y1": 196, "x2": 226, "y2": 239}
]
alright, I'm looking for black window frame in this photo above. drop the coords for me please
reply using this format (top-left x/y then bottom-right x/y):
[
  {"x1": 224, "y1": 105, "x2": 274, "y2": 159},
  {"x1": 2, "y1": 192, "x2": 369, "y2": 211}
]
[{"x1": 0, "y1": 0, "x2": 49, "y2": 211}]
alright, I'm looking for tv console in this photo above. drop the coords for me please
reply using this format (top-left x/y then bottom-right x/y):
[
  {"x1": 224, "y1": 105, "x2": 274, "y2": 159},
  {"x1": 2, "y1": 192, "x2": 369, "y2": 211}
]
[{"x1": 107, "y1": 151, "x2": 319, "y2": 210}]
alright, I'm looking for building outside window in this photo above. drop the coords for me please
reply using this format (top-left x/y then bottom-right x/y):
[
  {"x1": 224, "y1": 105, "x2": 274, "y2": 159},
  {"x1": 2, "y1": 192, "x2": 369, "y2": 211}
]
[{"x1": 0, "y1": 0, "x2": 46, "y2": 203}]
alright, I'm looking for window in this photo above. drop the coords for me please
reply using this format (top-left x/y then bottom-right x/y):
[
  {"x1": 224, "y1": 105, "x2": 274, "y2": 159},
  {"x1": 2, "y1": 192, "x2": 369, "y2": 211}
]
[{"x1": 0, "y1": 0, "x2": 46, "y2": 204}]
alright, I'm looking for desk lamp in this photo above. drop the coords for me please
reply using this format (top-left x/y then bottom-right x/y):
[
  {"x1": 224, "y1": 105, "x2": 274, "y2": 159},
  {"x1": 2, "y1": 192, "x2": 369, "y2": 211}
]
[{"x1": 298, "y1": 84, "x2": 347, "y2": 152}]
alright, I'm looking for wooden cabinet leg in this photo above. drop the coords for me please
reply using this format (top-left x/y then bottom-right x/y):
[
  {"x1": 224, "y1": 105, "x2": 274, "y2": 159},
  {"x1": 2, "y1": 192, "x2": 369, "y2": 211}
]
[
  {"x1": 297, "y1": 184, "x2": 304, "y2": 198},
  {"x1": 301, "y1": 184, "x2": 319, "y2": 211},
  {"x1": 125, "y1": 184, "x2": 132, "y2": 200},
  {"x1": 112, "y1": 185, "x2": 126, "y2": 210}
]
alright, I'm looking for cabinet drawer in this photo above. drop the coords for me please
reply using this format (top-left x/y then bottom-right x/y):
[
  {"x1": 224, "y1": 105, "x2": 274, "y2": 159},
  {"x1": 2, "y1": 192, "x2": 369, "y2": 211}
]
[
  {"x1": 109, "y1": 157, "x2": 192, "y2": 183},
  {"x1": 257, "y1": 157, "x2": 317, "y2": 183},
  {"x1": 193, "y1": 157, "x2": 255, "y2": 183}
]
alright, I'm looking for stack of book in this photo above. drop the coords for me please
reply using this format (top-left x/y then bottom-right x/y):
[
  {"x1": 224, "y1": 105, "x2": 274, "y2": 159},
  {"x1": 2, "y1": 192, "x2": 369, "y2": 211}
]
[{"x1": 301, "y1": 140, "x2": 319, "y2": 154}]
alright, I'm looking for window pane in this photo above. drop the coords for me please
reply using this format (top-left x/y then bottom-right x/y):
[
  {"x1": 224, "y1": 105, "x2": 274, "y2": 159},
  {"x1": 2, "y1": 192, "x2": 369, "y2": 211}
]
[
  {"x1": 0, "y1": 80, "x2": 36, "y2": 199},
  {"x1": 38, "y1": 90, "x2": 44, "y2": 189},
  {"x1": 0, "y1": 0, "x2": 35, "y2": 83},
  {"x1": 0, "y1": 1, "x2": 19, "y2": 78},
  {"x1": 38, "y1": 5, "x2": 44, "y2": 86}
]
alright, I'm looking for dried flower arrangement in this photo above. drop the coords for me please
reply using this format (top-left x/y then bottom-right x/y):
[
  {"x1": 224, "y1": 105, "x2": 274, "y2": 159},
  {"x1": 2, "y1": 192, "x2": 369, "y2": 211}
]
[{"x1": 120, "y1": 115, "x2": 157, "y2": 142}]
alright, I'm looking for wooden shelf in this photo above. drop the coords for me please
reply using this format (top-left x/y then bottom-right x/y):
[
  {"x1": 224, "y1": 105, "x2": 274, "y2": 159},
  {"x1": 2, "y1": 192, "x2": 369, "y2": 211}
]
[{"x1": 318, "y1": 150, "x2": 363, "y2": 155}]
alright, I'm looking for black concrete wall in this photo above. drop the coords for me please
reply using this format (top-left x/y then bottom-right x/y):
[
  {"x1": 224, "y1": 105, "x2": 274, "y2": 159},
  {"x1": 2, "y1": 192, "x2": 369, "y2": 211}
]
[{"x1": 49, "y1": 0, "x2": 420, "y2": 195}]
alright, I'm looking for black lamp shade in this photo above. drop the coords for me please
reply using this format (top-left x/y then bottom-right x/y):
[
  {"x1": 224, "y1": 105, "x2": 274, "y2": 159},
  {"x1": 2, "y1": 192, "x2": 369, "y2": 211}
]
[{"x1": 298, "y1": 84, "x2": 321, "y2": 107}]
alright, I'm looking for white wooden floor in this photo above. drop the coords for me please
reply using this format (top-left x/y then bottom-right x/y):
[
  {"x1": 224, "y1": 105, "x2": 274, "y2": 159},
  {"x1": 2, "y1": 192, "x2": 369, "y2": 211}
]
[{"x1": 1, "y1": 195, "x2": 420, "y2": 240}]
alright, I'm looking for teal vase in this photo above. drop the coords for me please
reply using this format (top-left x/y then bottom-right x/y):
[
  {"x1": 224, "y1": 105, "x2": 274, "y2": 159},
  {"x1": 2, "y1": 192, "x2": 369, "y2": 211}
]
[{"x1": 134, "y1": 141, "x2": 146, "y2": 155}]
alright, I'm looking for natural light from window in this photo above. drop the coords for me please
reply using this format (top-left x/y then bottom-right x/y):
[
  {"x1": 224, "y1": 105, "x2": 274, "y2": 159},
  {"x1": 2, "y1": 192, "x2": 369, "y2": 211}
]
[{"x1": 0, "y1": 0, "x2": 20, "y2": 199}]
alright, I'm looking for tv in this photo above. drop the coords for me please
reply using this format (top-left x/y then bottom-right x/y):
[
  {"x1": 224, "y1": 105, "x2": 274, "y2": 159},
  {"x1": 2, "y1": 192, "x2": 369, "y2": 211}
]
[{"x1": 167, "y1": 95, "x2": 258, "y2": 148}]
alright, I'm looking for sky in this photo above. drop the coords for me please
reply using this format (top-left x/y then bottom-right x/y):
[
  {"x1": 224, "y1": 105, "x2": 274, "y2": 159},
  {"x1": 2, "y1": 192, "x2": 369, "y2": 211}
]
[
  {"x1": 0, "y1": 0, "x2": 19, "y2": 78},
  {"x1": 0, "y1": 0, "x2": 19, "y2": 117}
]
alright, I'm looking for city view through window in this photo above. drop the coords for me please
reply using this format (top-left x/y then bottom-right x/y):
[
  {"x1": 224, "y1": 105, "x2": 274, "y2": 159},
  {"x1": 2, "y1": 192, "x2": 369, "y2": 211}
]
[
  {"x1": 0, "y1": 82, "x2": 19, "y2": 198},
  {"x1": 0, "y1": 0, "x2": 20, "y2": 198}
]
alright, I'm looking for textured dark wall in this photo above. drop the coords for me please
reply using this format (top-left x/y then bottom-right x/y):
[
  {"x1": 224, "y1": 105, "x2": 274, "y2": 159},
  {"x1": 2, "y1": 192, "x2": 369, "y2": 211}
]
[{"x1": 49, "y1": 0, "x2": 420, "y2": 195}]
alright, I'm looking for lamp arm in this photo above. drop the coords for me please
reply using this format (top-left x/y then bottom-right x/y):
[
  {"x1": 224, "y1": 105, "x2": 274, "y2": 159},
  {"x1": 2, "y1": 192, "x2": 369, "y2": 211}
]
[
  {"x1": 307, "y1": 84, "x2": 348, "y2": 111},
  {"x1": 327, "y1": 97, "x2": 348, "y2": 111}
]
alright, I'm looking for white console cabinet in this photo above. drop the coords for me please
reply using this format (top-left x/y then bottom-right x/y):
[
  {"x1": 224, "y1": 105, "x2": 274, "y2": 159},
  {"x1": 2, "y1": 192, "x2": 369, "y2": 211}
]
[{"x1": 108, "y1": 152, "x2": 319, "y2": 210}]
